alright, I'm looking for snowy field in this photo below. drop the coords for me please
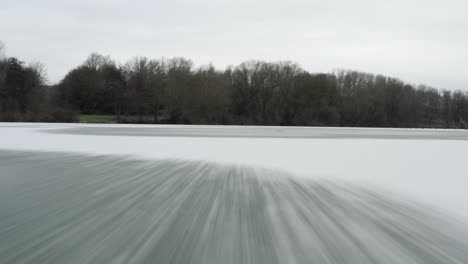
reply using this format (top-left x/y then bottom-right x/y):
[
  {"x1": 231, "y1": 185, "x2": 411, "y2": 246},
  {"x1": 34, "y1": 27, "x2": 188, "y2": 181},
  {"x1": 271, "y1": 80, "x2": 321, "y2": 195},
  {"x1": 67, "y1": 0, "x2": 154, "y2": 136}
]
[{"x1": 1, "y1": 123, "x2": 468, "y2": 263}]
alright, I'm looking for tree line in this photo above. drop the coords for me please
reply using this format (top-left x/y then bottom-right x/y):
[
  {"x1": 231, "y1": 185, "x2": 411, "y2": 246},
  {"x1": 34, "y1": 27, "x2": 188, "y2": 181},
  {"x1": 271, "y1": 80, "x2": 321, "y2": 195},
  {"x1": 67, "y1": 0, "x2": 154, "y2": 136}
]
[{"x1": 1, "y1": 41, "x2": 467, "y2": 128}]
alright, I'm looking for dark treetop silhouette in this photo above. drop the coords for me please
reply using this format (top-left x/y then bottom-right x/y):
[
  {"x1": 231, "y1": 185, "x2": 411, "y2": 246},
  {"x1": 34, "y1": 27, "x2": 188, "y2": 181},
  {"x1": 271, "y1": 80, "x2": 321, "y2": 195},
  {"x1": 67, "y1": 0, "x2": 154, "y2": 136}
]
[{"x1": 0, "y1": 43, "x2": 467, "y2": 128}]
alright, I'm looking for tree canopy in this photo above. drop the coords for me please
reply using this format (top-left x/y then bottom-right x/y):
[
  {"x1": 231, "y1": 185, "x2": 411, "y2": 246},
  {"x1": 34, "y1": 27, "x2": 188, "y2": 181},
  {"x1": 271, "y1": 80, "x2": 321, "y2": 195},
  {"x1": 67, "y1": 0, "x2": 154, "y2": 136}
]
[{"x1": 1, "y1": 41, "x2": 467, "y2": 128}]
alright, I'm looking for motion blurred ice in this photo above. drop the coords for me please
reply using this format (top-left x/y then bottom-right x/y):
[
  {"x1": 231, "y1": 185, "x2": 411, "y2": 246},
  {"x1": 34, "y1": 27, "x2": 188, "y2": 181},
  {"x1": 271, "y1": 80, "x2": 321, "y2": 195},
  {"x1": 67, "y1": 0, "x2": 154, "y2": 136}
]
[{"x1": 1, "y1": 124, "x2": 468, "y2": 263}]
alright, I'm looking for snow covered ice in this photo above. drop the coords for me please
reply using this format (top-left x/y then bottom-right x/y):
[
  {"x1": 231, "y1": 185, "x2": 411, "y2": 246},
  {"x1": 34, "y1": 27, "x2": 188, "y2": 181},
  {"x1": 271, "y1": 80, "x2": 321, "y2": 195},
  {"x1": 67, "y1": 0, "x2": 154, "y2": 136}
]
[{"x1": 1, "y1": 123, "x2": 468, "y2": 263}]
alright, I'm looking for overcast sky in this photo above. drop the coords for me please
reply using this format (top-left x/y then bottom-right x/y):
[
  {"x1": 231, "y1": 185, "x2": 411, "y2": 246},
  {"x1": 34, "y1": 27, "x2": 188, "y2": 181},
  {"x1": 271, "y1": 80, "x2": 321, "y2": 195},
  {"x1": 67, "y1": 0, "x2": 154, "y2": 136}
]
[{"x1": 1, "y1": 0, "x2": 467, "y2": 90}]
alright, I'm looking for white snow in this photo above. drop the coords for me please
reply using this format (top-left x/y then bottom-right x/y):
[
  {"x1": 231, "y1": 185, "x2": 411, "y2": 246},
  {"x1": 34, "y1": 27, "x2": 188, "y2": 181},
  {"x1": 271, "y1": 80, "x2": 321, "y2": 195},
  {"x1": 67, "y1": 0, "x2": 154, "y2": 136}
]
[{"x1": 1, "y1": 123, "x2": 467, "y2": 222}]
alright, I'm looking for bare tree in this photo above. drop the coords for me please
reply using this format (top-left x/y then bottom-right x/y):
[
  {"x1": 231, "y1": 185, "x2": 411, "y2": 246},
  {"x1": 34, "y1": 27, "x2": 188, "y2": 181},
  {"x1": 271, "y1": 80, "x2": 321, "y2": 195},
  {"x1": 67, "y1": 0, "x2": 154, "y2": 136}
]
[
  {"x1": 124, "y1": 57, "x2": 165, "y2": 122},
  {"x1": 27, "y1": 61, "x2": 48, "y2": 86},
  {"x1": 164, "y1": 57, "x2": 193, "y2": 123},
  {"x1": 0, "y1": 41, "x2": 5, "y2": 59},
  {"x1": 84, "y1": 53, "x2": 114, "y2": 71}
]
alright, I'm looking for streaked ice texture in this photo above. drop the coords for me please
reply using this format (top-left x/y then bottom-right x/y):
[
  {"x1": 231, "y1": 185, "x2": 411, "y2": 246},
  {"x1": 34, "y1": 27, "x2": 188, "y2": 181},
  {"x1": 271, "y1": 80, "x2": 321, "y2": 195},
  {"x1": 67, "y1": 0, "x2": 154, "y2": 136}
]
[
  {"x1": 1, "y1": 151, "x2": 468, "y2": 264},
  {"x1": 1, "y1": 123, "x2": 468, "y2": 221}
]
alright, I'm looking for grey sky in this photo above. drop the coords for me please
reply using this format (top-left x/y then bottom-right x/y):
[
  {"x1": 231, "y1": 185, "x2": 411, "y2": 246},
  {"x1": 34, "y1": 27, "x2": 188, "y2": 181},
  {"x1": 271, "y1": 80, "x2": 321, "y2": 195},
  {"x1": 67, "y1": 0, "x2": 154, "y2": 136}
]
[{"x1": 1, "y1": 0, "x2": 467, "y2": 90}]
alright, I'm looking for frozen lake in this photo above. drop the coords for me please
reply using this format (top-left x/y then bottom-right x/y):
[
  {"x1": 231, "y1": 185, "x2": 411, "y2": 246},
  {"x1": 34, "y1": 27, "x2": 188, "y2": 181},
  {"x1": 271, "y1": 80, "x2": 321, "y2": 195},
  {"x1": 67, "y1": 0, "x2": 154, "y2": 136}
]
[
  {"x1": 48, "y1": 124, "x2": 468, "y2": 140},
  {"x1": 1, "y1": 123, "x2": 468, "y2": 263}
]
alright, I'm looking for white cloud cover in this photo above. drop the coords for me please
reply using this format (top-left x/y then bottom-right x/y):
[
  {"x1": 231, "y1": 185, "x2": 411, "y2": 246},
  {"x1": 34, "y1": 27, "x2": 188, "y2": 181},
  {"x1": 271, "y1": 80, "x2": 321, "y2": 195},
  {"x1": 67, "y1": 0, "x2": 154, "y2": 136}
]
[{"x1": 1, "y1": 0, "x2": 467, "y2": 89}]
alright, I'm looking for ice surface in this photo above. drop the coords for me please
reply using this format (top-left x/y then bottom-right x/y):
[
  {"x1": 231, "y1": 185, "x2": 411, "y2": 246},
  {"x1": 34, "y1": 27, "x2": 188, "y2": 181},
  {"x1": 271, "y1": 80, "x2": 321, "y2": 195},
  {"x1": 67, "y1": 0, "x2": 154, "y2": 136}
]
[
  {"x1": 1, "y1": 151, "x2": 467, "y2": 264},
  {"x1": 1, "y1": 123, "x2": 467, "y2": 222}
]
